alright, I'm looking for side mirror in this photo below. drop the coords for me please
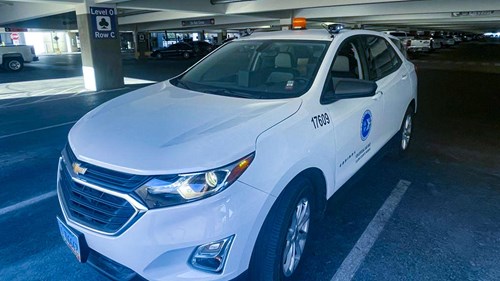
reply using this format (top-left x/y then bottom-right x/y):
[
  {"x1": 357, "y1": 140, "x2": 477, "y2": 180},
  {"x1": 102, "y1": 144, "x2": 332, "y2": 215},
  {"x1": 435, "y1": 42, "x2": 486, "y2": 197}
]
[{"x1": 322, "y1": 78, "x2": 378, "y2": 104}]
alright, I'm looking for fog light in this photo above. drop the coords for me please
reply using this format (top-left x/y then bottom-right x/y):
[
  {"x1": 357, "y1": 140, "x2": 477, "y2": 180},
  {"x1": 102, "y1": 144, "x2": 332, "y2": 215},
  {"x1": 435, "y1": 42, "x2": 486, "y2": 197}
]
[{"x1": 191, "y1": 235, "x2": 234, "y2": 273}]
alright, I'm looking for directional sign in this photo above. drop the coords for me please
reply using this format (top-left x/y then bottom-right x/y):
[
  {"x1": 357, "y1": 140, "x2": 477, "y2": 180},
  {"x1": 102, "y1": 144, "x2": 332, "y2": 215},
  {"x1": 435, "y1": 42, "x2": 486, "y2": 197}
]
[
  {"x1": 181, "y1": 18, "x2": 215, "y2": 27},
  {"x1": 451, "y1": 11, "x2": 495, "y2": 17},
  {"x1": 90, "y1": 7, "x2": 117, "y2": 39}
]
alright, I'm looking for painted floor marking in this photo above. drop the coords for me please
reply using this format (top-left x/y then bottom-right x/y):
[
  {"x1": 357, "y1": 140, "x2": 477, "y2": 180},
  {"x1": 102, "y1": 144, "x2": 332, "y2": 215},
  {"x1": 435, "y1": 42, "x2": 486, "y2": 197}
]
[
  {"x1": 0, "y1": 191, "x2": 57, "y2": 216},
  {"x1": 0, "y1": 121, "x2": 77, "y2": 140},
  {"x1": 35, "y1": 85, "x2": 84, "y2": 103},
  {"x1": 330, "y1": 179, "x2": 411, "y2": 281}
]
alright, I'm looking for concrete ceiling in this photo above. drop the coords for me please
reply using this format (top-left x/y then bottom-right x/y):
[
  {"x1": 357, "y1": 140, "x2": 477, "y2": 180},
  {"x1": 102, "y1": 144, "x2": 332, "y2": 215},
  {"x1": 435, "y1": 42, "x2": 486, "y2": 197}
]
[{"x1": 0, "y1": 0, "x2": 499, "y2": 33}]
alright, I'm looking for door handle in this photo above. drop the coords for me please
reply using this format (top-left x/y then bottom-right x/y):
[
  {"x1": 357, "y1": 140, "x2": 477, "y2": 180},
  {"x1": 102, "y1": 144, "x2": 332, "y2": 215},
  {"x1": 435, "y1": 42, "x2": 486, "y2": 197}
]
[
  {"x1": 372, "y1": 91, "x2": 383, "y2": 100},
  {"x1": 402, "y1": 73, "x2": 408, "y2": 80}
]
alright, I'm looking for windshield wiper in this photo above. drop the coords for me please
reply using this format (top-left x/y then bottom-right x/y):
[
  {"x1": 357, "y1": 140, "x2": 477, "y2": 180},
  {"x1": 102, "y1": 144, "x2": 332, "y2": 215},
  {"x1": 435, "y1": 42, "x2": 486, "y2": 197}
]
[
  {"x1": 201, "y1": 88, "x2": 257, "y2": 99},
  {"x1": 174, "y1": 79, "x2": 191, "y2": 90}
]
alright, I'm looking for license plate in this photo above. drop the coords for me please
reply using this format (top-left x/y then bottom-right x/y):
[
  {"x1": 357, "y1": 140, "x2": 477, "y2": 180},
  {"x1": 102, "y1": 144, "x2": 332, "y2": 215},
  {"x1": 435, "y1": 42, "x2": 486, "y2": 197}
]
[{"x1": 57, "y1": 217, "x2": 83, "y2": 262}]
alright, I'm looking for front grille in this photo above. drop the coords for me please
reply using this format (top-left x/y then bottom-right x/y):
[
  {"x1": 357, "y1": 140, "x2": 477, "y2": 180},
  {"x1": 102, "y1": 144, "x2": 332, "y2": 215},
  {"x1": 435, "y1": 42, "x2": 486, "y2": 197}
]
[
  {"x1": 59, "y1": 165, "x2": 137, "y2": 234},
  {"x1": 64, "y1": 146, "x2": 150, "y2": 192}
]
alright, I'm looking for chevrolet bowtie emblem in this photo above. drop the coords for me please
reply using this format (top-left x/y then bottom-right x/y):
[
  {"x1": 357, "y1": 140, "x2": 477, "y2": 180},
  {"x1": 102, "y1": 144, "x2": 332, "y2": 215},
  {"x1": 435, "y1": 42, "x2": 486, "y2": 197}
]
[{"x1": 72, "y1": 162, "x2": 88, "y2": 175}]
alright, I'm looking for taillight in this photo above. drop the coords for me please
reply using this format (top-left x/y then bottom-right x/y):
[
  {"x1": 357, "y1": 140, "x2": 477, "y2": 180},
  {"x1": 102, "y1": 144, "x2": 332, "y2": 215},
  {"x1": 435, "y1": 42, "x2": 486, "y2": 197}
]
[{"x1": 30, "y1": 47, "x2": 35, "y2": 54}]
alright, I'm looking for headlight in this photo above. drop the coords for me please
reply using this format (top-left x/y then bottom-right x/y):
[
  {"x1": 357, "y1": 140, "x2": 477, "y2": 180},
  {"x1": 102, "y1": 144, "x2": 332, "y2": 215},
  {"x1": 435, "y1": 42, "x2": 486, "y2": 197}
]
[{"x1": 135, "y1": 153, "x2": 254, "y2": 208}]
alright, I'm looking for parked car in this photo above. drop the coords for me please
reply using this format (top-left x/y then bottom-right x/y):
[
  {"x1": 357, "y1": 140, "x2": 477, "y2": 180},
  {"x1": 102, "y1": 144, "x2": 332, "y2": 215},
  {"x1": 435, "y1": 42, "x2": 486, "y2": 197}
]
[
  {"x1": 431, "y1": 35, "x2": 446, "y2": 49},
  {"x1": 453, "y1": 35, "x2": 463, "y2": 44},
  {"x1": 435, "y1": 35, "x2": 455, "y2": 47},
  {"x1": 190, "y1": 41, "x2": 214, "y2": 54},
  {"x1": 57, "y1": 23, "x2": 417, "y2": 281},
  {"x1": 151, "y1": 41, "x2": 213, "y2": 59}
]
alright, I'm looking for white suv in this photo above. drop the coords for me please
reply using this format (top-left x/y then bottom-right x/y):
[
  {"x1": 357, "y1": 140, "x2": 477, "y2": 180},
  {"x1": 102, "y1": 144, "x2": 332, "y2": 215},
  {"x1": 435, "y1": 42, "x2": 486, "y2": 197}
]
[{"x1": 57, "y1": 25, "x2": 417, "y2": 281}]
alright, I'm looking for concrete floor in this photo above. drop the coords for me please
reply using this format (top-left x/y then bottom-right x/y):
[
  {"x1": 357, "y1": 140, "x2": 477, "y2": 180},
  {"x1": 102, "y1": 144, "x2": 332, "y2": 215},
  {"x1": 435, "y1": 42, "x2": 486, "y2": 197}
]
[{"x1": 0, "y1": 41, "x2": 499, "y2": 281}]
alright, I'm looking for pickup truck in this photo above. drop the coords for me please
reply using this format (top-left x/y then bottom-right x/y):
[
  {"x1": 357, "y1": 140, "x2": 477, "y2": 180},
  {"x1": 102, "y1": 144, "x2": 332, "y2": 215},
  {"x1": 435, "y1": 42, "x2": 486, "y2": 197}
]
[
  {"x1": 0, "y1": 45, "x2": 38, "y2": 72},
  {"x1": 407, "y1": 36, "x2": 433, "y2": 53},
  {"x1": 383, "y1": 31, "x2": 413, "y2": 50}
]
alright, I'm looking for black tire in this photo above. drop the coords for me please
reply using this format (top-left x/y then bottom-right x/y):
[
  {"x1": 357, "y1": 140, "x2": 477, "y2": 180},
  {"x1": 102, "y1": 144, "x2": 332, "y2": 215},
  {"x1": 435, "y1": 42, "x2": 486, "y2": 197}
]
[
  {"x1": 391, "y1": 105, "x2": 414, "y2": 157},
  {"x1": 249, "y1": 177, "x2": 314, "y2": 281},
  {"x1": 156, "y1": 53, "x2": 163, "y2": 60},
  {"x1": 4, "y1": 57, "x2": 24, "y2": 72},
  {"x1": 183, "y1": 52, "x2": 190, "y2": 59}
]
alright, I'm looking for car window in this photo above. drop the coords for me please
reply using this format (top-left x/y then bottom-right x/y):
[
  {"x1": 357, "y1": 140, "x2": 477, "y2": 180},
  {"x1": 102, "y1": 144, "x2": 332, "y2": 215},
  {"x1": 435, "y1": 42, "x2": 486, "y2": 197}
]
[
  {"x1": 173, "y1": 40, "x2": 330, "y2": 99},
  {"x1": 390, "y1": 32, "x2": 407, "y2": 37},
  {"x1": 330, "y1": 40, "x2": 363, "y2": 80},
  {"x1": 363, "y1": 36, "x2": 402, "y2": 81},
  {"x1": 389, "y1": 38, "x2": 407, "y2": 58},
  {"x1": 321, "y1": 36, "x2": 367, "y2": 103},
  {"x1": 168, "y1": 44, "x2": 178, "y2": 50}
]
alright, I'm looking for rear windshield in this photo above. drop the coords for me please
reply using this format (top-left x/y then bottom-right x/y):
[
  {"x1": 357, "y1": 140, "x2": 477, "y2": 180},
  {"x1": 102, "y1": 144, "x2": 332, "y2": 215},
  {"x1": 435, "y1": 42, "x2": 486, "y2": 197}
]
[
  {"x1": 172, "y1": 40, "x2": 330, "y2": 99},
  {"x1": 390, "y1": 32, "x2": 407, "y2": 37}
]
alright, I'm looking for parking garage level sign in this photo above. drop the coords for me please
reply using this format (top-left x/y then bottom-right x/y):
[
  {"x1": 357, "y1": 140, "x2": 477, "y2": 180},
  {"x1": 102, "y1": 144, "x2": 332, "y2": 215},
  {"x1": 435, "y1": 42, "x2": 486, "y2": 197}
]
[{"x1": 90, "y1": 7, "x2": 117, "y2": 39}]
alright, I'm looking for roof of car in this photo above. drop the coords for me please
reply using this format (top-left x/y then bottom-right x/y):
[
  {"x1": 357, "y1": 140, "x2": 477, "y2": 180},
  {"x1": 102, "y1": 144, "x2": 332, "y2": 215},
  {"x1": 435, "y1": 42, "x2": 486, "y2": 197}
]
[
  {"x1": 240, "y1": 29, "x2": 336, "y2": 41},
  {"x1": 239, "y1": 28, "x2": 390, "y2": 41}
]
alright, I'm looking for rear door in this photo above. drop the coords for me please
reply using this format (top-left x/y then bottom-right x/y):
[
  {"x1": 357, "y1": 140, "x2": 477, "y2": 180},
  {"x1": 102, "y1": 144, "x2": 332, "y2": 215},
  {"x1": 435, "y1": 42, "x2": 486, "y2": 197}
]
[{"x1": 361, "y1": 35, "x2": 412, "y2": 140}]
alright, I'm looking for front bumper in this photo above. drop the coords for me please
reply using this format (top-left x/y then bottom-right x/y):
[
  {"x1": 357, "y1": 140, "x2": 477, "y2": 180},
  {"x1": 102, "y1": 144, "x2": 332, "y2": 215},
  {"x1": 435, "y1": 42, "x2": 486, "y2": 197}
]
[{"x1": 57, "y1": 164, "x2": 272, "y2": 281}]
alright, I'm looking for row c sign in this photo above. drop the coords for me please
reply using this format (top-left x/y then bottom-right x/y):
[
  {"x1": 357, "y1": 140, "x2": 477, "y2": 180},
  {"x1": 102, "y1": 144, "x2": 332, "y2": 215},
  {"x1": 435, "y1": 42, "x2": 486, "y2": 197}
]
[{"x1": 90, "y1": 7, "x2": 117, "y2": 39}]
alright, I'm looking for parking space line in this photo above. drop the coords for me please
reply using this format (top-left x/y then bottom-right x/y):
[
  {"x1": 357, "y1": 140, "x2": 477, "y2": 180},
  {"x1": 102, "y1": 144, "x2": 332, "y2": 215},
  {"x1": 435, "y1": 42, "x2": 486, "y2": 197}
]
[
  {"x1": 330, "y1": 180, "x2": 411, "y2": 281},
  {"x1": 0, "y1": 121, "x2": 77, "y2": 140},
  {"x1": 31, "y1": 87, "x2": 59, "y2": 97},
  {"x1": 0, "y1": 191, "x2": 57, "y2": 216}
]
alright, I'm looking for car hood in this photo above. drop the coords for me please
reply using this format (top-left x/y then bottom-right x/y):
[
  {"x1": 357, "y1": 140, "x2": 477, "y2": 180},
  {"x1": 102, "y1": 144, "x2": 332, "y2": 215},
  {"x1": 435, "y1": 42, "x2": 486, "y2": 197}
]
[{"x1": 69, "y1": 81, "x2": 302, "y2": 175}]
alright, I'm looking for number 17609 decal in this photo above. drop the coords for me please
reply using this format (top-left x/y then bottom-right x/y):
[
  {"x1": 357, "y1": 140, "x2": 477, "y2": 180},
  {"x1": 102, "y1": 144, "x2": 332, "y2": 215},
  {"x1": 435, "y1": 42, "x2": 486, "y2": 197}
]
[{"x1": 311, "y1": 113, "x2": 330, "y2": 129}]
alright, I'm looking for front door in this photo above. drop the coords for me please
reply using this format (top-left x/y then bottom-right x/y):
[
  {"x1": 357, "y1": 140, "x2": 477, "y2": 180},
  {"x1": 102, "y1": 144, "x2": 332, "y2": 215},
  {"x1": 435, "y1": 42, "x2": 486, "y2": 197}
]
[{"x1": 321, "y1": 36, "x2": 384, "y2": 189}]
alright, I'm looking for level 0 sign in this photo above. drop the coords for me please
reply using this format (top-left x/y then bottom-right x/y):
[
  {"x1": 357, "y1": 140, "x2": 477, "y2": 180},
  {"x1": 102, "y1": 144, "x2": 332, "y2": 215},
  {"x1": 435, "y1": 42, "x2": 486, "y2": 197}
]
[{"x1": 90, "y1": 7, "x2": 117, "y2": 39}]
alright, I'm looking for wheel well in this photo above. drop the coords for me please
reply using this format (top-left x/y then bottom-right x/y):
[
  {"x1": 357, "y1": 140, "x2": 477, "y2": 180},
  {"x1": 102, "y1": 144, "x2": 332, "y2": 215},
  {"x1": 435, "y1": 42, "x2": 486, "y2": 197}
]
[
  {"x1": 293, "y1": 168, "x2": 327, "y2": 220},
  {"x1": 409, "y1": 99, "x2": 416, "y2": 113},
  {"x1": 3, "y1": 54, "x2": 24, "y2": 62}
]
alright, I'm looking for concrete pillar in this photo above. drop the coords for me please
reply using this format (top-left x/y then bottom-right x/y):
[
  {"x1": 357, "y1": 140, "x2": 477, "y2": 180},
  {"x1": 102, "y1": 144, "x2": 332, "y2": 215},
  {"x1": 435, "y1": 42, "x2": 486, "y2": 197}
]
[{"x1": 76, "y1": 1, "x2": 124, "y2": 91}]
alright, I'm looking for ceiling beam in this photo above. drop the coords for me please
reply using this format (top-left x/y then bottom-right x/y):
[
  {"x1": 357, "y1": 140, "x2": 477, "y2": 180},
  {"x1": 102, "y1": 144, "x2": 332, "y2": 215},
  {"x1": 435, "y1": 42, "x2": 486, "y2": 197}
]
[
  {"x1": 120, "y1": 14, "x2": 282, "y2": 32},
  {"x1": 295, "y1": 0, "x2": 500, "y2": 18},
  {"x1": 0, "y1": 1, "x2": 74, "y2": 25},
  {"x1": 118, "y1": 11, "x2": 214, "y2": 25},
  {"x1": 117, "y1": 0, "x2": 227, "y2": 14}
]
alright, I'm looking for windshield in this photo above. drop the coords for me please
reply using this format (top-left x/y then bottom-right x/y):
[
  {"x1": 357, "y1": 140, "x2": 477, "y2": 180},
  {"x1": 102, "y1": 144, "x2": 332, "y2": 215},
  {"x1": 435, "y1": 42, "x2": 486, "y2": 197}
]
[{"x1": 172, "y1": 40, "x2": 329, "y2": 99}]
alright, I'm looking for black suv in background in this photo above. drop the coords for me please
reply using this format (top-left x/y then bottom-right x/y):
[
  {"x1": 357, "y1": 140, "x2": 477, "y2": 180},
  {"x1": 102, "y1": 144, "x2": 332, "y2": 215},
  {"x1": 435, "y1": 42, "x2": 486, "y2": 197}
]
[{"x1": 151, "y1": 41, "x2": 213, "y2": 59}]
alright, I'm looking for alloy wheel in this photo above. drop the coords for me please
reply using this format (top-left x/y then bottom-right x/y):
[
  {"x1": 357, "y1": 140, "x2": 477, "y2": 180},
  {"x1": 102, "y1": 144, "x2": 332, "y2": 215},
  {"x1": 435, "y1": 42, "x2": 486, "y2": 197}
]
[{"x1": 282, "y1": 197, "x2": 310, "y2": 277}]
